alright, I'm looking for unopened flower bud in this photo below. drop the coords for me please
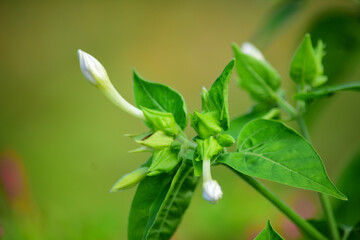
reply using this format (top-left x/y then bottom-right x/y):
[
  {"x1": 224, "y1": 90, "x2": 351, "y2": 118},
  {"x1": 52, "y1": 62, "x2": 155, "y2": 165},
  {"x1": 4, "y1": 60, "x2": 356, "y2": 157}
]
[
  {"x1": 202, "y1": 158, "x2": 223, "y2": 204},
  {"x1": 77, "y1": 49, "x2": 145, "y2": 120},
  {"x1": 110, "y1": 167, "x2": 148, "y2": 192},
  {"x1": 203, "y1": 180, "x2": 223, "y2": 204},
  {"x1": 241, "y1": 42, "x2": 264, "y2": 61},
  {"x1": 78, "y1": 49, "x2": 110, "y2": 88}
]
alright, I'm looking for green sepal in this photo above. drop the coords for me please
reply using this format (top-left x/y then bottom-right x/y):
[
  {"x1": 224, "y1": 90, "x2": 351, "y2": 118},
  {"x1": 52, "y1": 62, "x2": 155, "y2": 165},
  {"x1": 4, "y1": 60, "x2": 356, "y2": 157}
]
[
  {"x1": 125, "y1": 131, "x2": 152, "y2": 141},
  {"x1": 141, "y1": 107, "x2": 179, "y2": 136},
  {"x1": 170, "y1": 141, "x2": 181, "y2": 153},
  {"x1": 254, "y1": 220, "x2": 284, "y2": 240},
  {"x1": 128, "y1": 146, "x2": 152, "y2": 153},
  {"x1": 110, "y1": 167, "x2": 149, "y2": 192},
  {"x1": 290, "y1": 34, "x2": 327, "y2": 88},
  {"x1": 232, "y1": 43, "x2": 281, "y2": 103},
  {"x1": 147, "y1": 148, "x2": 181, "y2": 176},
  {"x1": 190, "y1": 111, "x2": 222, "y2": 139},
  {"x1": 136, "y1": 131, "x2": 174, "y2": 149},
  {"x1": 196, "y1": 136, "x2": 223, "y2": 161},
  {"x1": 216, "y1": 134, "x2": 235, "y2": 147},
  {"x1": 192, "y1": 157, "x2": 202, "y2": 176}
]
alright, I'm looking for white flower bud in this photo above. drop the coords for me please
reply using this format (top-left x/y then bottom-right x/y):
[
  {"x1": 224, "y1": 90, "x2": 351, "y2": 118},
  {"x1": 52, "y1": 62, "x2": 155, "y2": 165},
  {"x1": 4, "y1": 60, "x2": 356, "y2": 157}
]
[
  {"x1": 78, "y1": 49, "x2": 110, "y2": 87},
  {"x1": 203, "y1": 180, "x2": 223, "y2": 204},
  {"x1": 77, "y1": 49, "x2": 145, "y2": 120},
  {"x1": 202, "y1": 159, "x2": 223, "y2": 204},
  {"x1": 241, "y1": 42, "x2": 265, "y2": 61}
]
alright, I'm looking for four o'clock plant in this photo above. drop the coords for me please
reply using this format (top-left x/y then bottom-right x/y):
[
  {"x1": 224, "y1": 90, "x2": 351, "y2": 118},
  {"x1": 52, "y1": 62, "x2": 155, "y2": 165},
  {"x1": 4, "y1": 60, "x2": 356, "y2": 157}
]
[{"x1": 77, "y1": 33, "x2": 360, "y2": 239}]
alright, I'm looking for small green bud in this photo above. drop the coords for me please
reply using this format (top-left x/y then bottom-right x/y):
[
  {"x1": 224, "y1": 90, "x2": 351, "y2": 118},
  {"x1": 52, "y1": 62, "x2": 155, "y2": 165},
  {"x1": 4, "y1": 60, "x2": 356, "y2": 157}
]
[
  {"x1": 232, "y1": 43, "x2": 281, "y2": 103},
  {"x1": 170, "y1": 141, "x2": 181, "y2": 153},
  {"x1": 147, "y1": 148, "x2": 180, "y2": 176},
  {"x1": 110, "y1": 167, "x2": 148, "y2": 192},
  {"x1": 290, "y1": 34, "x2": 327, "y2": 88},
  {"x1": 141, "y1": 107, "x2": 179, "y2": 136},
  {"x1": 136, "y1": 131, "x2": 174, "y2": 149},
  {"x1": 196, "y1": 136, "x2": 223, "y2": 161},
  {"x1": 216, "y1": 134, "x2": 235, "y2": 147},
  {"x1": 190, "y1": 111, "x2": 222, "y2": 139}
]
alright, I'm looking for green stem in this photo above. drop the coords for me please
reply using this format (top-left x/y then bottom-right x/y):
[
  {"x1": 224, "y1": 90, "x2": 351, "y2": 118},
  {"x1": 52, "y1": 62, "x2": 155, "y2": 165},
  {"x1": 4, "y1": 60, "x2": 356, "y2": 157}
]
[
  {"x1": 273, "y1": 94, "x2": 298, "y2": 118},
  {"x1": 319, "y1": 193, "x2": 341, "y2": 240},
  {"x1": 176, "y1": 128, "x2": 197, "y2": 149},
  {"x1": 297, "y1": 113, "x2": 340, "y2": 240},
  {"x1": 230, "y1": 168, "x2": 327, "y2": 240},
  {"x1": 276, "y1": 90, "x2": 339, "y2": 240},
  {"x1": 296, "y1": 115, "x2": 311, "y2": 141}
]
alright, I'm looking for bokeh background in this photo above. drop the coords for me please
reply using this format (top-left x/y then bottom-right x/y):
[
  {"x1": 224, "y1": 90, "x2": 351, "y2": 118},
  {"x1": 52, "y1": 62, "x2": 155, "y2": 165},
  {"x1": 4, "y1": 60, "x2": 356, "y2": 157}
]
[{"x1": 1, "y1": 0, "x2": 359, "y2": 239}]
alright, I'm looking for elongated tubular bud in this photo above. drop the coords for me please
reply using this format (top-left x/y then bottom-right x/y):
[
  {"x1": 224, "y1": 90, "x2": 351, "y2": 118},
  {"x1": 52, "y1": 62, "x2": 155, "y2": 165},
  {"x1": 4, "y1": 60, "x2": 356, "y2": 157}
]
[
  {"x1": 202, "y1": 159, "x2": 223, "y2": 204},
  {"x1": 78, "y1": 49, "x2": 145, "y2": 120}
]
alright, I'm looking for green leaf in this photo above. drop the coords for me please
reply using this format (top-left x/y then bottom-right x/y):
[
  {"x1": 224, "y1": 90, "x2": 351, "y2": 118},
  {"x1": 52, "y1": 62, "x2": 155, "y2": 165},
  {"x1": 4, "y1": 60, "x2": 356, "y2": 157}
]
[
  {"x1": 133, "y1": 70, "x2": 188, "y2": 129},
  {"x1": 294, "y1": 81, "x2": 360, "y2": 101},
  {"x1": 202, "y1": 59, "x2": 235, "y2": 130},
  {"x1": 218, "y1": 119, "x2": 346, "y2": 200},
  {"x1": 128, "y1": 173, "x2": 173, "y2": 240},
  {"x1": 136, "y1": 131, "x2": 174, "y2": 149},
  {"x1": 148, "y1": 148, "x2": 180, "y2": 176},
  {"x1": 232, "y1": 43, "x2": 281, "y2": 103},
  {"x1": 290, "y1": 34, "x2": 327, "y2": 87},
  {"x1": 140, "y1": 160, "x2": 198, "y2": 240},
  {"x1": 225, "y1": 105, "x2": 279, "y2": 139},
  {"x1": 254, "y1": 221, "x2": 284, "y2": 240}
]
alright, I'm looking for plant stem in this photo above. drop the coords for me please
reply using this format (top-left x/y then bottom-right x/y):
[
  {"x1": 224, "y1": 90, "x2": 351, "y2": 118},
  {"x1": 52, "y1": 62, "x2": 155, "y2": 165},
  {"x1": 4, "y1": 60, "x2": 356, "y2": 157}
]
[
  {"x1": 273, "y1": 94, "x2": 298, "y2": 118},
  {"x1": 276, "y1": 86, "x2": 340, "y2": 240},
  {"x1": 230, "y1": 168, "x2": 327, "y2": 240},
  {"x1": 296, "y1": 114, "x2": 340, "y2": 240},
  {"x1": 319, "y1": 193, "x2": 341, "y2": 240},
  {"x1": 176, "y1": 129, "x2": 197, "y2": 149}
]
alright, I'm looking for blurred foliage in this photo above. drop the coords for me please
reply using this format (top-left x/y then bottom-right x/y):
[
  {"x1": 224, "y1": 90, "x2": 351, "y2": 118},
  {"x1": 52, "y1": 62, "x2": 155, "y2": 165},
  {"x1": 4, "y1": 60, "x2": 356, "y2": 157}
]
[{"x1": 334, "y1": 150, "x2": 360, "y2": 226}]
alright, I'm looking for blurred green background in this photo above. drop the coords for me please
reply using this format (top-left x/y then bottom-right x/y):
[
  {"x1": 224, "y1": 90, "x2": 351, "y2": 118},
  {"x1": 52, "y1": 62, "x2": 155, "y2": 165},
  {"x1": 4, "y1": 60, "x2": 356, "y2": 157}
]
[{"x1": 0, "y1": 0, "x2": 359, "y2": 239}]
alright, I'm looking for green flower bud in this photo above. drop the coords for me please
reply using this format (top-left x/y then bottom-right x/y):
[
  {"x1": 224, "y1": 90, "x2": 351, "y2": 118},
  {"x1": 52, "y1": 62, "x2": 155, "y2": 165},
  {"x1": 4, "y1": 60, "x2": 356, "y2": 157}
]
[
  {"x1": 147, "y1": 148, "x2": 180, "y2": 176},
  {"x1": 110, "y1": 167, "x2": 148, "y2": 192},
  {"x1": 216, "y1": 134, "x2": 235, "y2": 147},
  {"x1": 136, "y1": 131, "x2": 174, "y2": 149},
  {"x1": 196, "y1": 136, "x2": 223, "y2": 161},
  {"x1": 170, "y1": 141, "x2": 181, "y2": 153},
  {"x1": 141, "y1": 107, "x2": 178, "y2": 136},
  {"x1": 190, "y1": 111, "x2": 222, "y2": 139}
]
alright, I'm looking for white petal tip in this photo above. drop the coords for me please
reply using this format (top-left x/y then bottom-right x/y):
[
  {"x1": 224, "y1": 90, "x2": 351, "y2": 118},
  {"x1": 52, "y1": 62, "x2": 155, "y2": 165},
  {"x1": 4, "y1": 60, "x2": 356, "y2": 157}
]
[
  {"x1": 203, "y1": 180, "x2": 223, "y2": 204},
  {"x1": 241, "y1": 42, "x2": 265, "y2": 61},
  {"x1": 77, "y1": 49, "x2": 109, "y2": 86}
]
